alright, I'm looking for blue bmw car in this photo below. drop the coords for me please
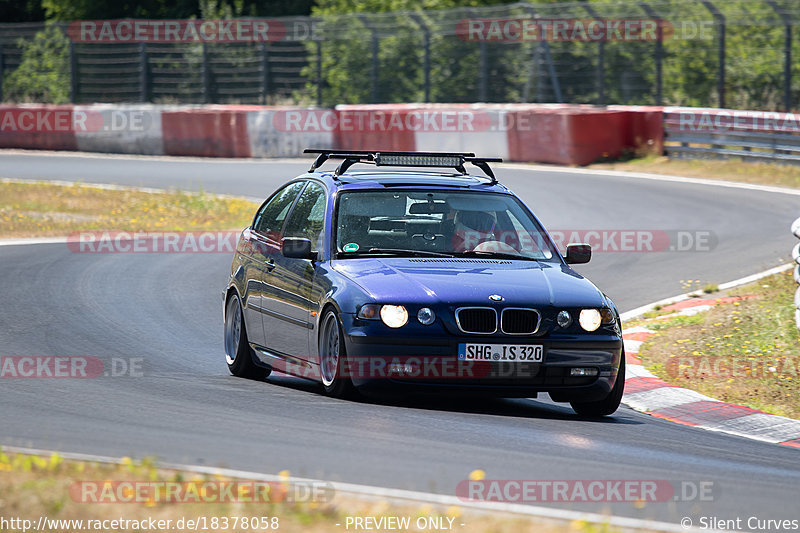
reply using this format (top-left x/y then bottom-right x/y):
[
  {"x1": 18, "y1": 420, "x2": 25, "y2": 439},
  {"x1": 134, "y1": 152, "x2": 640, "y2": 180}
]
[{"x1": 223, "y1": 150, "x2": 624, "y2": 416}]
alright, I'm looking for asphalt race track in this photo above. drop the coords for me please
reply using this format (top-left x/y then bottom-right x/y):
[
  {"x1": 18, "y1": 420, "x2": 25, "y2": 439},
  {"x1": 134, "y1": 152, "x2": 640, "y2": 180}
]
[{"x1": 1, "y1": 151, "x2": 799, "y2": 525}]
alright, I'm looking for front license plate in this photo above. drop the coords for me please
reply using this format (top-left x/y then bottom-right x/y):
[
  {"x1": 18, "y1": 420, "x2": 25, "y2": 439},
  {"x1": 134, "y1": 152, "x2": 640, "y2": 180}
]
[{"x1": 458, "y1": 343, "x2": 543, "y2": 362}]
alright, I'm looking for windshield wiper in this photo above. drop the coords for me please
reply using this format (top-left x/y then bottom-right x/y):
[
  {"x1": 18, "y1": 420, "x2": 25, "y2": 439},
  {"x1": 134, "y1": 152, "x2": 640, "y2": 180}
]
[
  {"x1": 338, "y1": 248, "x2": 454, "y2": 258},
  {"x1": 455, "y1": 250, "x2": 538, "y2": 261}
]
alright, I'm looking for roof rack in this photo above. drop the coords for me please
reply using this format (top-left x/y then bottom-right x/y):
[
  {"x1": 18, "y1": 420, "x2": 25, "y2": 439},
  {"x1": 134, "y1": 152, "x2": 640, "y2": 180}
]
[{"x1": 303, "y1": 149, "x2": 503, "y2": 184}]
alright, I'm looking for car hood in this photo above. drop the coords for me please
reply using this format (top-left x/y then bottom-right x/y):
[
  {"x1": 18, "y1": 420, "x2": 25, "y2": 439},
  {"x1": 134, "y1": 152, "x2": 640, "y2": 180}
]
[{"x1": 330, "y1": 257, "x2": 607, "y2": 308}]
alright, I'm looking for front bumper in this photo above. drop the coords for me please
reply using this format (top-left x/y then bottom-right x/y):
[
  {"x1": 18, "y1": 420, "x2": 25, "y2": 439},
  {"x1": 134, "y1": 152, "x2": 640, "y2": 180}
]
[{"x1": 341, "y1": 316, "x2": 623, "y2": 400}]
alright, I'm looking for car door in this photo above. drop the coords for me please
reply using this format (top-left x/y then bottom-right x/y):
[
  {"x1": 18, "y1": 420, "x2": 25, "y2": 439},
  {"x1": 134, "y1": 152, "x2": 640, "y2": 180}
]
[
  {"x1": 243, "y1": 181, "x2": 306, "y2": 348},
  {"x1": 261, "y1": 181, "x2": 327, "y2": 361}
]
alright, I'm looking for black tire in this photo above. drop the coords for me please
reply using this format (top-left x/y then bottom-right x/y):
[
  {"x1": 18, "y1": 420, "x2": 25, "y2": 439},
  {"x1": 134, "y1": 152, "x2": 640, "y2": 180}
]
[
  {"x1": 570, "y1": 353, "x2": 625, "y2": 417},
  {"x1": 225, "y1": 294, "x2": 270, "y2": 380},
  {"x1": 318, "y1": 308, "x2": 357, "y2": 399}
]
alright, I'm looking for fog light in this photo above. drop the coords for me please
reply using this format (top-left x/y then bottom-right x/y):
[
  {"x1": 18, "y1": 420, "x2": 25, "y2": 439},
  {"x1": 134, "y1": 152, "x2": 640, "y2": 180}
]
[
  {"x1": 417, "y1": 307, "x2": 436, "y2": 325},
  {"x1": 556, "y1": 310, "x2": 572, "y2": 328},
  {"x1": 570, "y1": 367, "x2": 599, "y2": 377},
  {"x1": 388, "y1": 363, "x2": 415, "y2": 374}
]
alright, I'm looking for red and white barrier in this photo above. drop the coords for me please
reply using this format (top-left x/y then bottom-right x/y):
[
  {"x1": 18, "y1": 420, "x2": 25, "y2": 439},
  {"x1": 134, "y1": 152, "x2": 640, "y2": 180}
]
[
  {"x1": 248, "y1": 107, "x2": 335, "y2": 158},
  {"x1": 0, "y1": 102, "x2": 665, "y2": 165},
  {"x1": 73, "y1": 104, "x2": 165, "y2": 155}
]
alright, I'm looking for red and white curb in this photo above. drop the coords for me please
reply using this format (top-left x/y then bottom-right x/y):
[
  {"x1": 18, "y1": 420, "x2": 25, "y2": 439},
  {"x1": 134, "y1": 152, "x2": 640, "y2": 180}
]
[{"x1": 622, "y1": 296, "x2": 800, "y2": 448}]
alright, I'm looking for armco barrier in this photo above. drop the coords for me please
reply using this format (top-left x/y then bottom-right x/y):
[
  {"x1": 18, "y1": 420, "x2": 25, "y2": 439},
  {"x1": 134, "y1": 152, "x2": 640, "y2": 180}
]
[
  {"x1": 0, "y1": 103, "x2": 664, "y2": 165},
  {"x1": 664, "y1": 107, "x2": 800, "y2": 163}
]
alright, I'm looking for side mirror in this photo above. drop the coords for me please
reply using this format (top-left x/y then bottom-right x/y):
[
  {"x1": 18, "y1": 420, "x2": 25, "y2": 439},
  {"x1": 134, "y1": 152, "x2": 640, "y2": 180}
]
[
  {"x1": 565, "y1": 243, "x2": 591, "y2": 264},
  {"x1": 282, "y1": 237, "x2": 316, "y2": 260}
]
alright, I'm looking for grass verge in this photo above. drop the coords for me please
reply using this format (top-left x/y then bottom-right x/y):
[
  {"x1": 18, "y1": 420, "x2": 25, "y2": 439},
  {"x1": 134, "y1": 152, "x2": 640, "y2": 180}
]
[
  {"x1": 0, "y1": 450, "x2": 649, "y2": 533},
  {"x1": 0, "y1": 181, "x2": 257, "y2": 238},
  {"x1": 638, "y1": 269, "x2": 800, "y2": 418},
  {"x1": 588, "y1": 155, "x2": 800, "y2": 189}
]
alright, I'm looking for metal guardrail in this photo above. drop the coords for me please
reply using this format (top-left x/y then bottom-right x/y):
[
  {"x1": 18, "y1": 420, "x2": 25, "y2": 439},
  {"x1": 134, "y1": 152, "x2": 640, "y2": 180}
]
[{"x1": 664, "y1": 109, "x2": 800, "y2": 164}]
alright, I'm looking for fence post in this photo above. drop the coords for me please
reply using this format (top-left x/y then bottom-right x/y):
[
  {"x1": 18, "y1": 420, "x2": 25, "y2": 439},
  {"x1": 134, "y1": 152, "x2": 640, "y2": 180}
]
[
  {"x1": 792, "y1": 217, "x2": 800, "y2": 329},
  {"x1": 765, "y1": 0, "x2": 792, "y2": 111},
  {"x1": 69, "y1": 41, "x2": 78, "y2": 103},
  {"x1": 582, "y1": 3, "x2": 605, "y2": 105},
  {"x1": 701, "y1": 0, "x2": 725, "y2": 108},
  {"x1": 138, "y1": 43, "x2": 148, "y2": 103},
  {"x1": 639, "y1": 2, "x2": 663, "y2": 106},
  {"x1": 465, "y1": 9, "x2": 488, "y2": 102},
  {"x1": 785, "y1": 24, "x2": 793, "y2": 111},
  {"x1": 316, "y1": 40, "x2": 322, "y2": 107},
  {"x1": 260, "y1": 42, "x2": 270, "y2": 105},
  {"x1": 357, "y1": 15, "x2": 380, "y2": 104},
  {"x1": 409, "y1": 13, "x2": 431, "y2": 103},
  {"x1": 202, "y1": 42, "x2": 211, "y2": 104}
]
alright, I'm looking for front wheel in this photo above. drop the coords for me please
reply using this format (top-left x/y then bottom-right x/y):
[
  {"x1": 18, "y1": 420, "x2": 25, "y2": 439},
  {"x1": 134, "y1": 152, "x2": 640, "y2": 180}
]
[
  {"x1": 225, "y1": 294, "x2": 270, "y2": 380},
  {"x1": 570, "y1": 354, "x2": 625, "y2": 417},
  {"x1": 318, "y1": 309, "x2": 357, "y2": 399}
]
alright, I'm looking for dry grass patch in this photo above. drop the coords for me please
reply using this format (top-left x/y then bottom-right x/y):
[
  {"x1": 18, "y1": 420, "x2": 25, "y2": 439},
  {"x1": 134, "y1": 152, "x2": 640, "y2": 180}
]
[
  {"x1": 0, "y1": 451, "x2": 649, "y2": 533},
  {"x1": 0, "y1": 181, "x2": 257, "y2": 238},
  {"x1": 638, "y1": 270, "x2": 800, "y2": 418},
  {"x1": 589, "y1": 155, "x2": 800, "y2": 189}
]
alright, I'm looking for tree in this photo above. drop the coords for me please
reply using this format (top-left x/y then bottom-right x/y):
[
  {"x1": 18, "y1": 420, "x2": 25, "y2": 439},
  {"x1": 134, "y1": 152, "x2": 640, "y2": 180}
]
[{"x1": 3, "y1": 24, "x2": 70, "y2": 104}]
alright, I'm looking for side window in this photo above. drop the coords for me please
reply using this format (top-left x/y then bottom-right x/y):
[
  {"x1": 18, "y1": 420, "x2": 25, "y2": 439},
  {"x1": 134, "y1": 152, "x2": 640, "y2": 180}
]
[
  {"x1": 283, "y1": 182, "x2": 327, "y2": 249},
  {"x1": 252, "y1": 182, "x2": 305, "y2": 239}
]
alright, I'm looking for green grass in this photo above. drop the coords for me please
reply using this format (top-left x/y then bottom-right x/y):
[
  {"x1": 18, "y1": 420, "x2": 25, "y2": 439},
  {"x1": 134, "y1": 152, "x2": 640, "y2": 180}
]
[{"x1": 638, "y1": 270, "x2": 800, "y2": 418}]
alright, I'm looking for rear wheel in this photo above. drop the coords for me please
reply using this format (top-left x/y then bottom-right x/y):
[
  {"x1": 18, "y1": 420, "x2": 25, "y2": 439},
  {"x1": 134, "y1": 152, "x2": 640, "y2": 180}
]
[
  {"x1": 570, "y1": 355, "x2": 625, "y2": 417},
  {"x1": 225, "y1": 294, "x2": 270, "y2": 380},
  {"x1": 319, "y1": 309, "x2": 357, "y2": 399}
]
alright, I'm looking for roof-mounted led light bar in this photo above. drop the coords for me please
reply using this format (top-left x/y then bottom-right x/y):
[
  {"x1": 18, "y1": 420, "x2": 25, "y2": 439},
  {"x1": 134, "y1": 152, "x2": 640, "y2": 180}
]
[{"x1": 303, "y1": 149, "x2": 502, "y2": 183}]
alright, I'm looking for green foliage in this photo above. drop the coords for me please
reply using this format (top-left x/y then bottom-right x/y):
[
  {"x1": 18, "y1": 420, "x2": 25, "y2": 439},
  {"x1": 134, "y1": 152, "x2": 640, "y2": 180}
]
[
  {"x1": 38, "y1": 0, "x2": 311, "y2": 21},
  {"x1": 3, "y1": 24, "x2": 70, "y2": 104}
]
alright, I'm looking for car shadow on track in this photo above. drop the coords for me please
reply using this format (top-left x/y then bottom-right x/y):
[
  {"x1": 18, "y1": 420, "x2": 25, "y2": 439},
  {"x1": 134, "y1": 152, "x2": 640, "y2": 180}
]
[{"x1": 262, "y1": 373, "x2": 640, "y2": 425}]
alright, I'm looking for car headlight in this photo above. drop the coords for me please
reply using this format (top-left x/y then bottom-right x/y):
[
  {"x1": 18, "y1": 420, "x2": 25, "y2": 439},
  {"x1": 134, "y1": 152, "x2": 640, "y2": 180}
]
[
  {"x1": 579, "y1": 309, "x2": 602, "y2": 332},
  {"x1": 417, "y1": 307, "x2": 436, "y2": 325},
  {"x1": 556, "y1": 310, "x2": 572, "y2": 328},
  {"x1": 380, "y1": 305, "x2": 408, "y2": 328}
]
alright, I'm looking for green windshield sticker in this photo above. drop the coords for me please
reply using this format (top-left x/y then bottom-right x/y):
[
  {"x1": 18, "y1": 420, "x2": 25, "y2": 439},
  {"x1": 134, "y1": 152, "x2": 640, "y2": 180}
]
[{"x1": 343, "y1": 243, "x2": 359, "y2": 252}]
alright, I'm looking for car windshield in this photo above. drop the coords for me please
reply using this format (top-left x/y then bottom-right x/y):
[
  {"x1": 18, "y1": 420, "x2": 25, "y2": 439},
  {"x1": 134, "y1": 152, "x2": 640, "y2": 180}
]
[{"x1": 334, "y1": 190, "x2": 558, "y2": 261}]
